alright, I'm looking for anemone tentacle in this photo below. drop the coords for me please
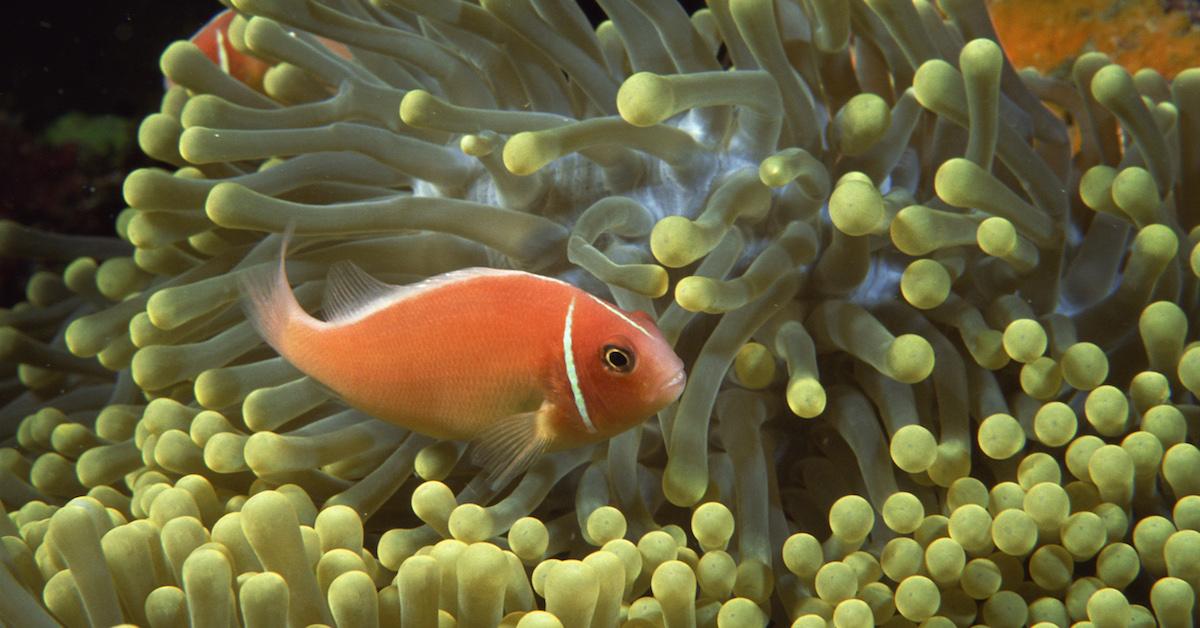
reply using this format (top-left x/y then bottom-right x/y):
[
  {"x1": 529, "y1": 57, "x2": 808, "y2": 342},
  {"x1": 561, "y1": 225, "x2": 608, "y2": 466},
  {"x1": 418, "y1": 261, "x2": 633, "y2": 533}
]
[{"x1": 3, "y1": 0, "x2": 1200, "y2": 625}]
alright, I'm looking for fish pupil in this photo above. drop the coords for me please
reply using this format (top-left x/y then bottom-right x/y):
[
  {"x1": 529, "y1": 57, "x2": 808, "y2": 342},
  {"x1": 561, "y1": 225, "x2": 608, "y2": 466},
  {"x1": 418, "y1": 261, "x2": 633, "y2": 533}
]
[{"x1": 603, "y1": 345, "x2": 634, "y2": 372}]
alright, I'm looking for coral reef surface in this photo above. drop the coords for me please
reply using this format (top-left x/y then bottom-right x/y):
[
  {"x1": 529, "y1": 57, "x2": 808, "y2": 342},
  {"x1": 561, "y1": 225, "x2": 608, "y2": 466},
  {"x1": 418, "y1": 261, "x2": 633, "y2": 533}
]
[{"x1": 989, "y1": 0, "x2": 1200, "y2": 79}]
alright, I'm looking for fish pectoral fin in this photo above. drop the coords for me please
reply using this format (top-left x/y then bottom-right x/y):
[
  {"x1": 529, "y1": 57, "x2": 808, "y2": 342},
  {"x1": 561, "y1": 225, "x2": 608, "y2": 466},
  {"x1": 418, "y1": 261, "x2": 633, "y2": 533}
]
[
  {"x1": 321, "y1": 260, "x2": 397, "y2": 323},
  {"x1": 470, "y1": 403, "x2": 554, "y2": 490}
]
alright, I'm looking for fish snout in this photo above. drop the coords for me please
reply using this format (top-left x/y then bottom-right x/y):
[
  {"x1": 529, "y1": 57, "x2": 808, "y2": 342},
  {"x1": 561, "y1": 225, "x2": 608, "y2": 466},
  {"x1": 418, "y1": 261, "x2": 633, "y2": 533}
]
[{"x1": 657, "y1": 369, "x2": 686, "y2": 404}]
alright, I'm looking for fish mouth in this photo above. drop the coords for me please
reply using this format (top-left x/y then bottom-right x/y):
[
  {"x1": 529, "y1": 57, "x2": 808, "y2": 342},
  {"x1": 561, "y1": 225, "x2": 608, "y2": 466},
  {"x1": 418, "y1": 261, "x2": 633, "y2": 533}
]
[
  {"x1": 652, "y1": 370, "x2": 686, "y2": 409},
  {"x1": 662, "y1": 370, "x2": 686, "y2": 394}
]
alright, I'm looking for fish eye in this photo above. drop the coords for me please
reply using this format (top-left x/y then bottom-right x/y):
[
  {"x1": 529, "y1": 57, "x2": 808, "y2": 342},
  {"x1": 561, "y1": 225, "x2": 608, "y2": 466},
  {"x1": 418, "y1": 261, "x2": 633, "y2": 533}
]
[{"x1": 602, "y1": 345, "x2": 635, "y2": 373}]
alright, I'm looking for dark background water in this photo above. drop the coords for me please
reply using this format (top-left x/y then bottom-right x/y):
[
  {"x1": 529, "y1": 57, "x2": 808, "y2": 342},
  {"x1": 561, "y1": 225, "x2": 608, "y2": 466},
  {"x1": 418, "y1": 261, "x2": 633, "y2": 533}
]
[
  {"x1": 5, "y1": 1, "x2": 219, "y2": 132},
  {"x1": 2, "y1": 1, "x2": 218, "y2": 305},
  {"x1": 3, "y1": 1, "x2": 666, "y2": 130},
  {"x1": 0, "y1": 0, "x2": 702, "y2": 306}
]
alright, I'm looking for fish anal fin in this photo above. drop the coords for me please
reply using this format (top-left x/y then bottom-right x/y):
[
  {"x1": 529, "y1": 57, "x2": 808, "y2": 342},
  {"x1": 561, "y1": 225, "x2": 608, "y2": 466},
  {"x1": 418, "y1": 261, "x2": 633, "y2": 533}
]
[
  {"x1": 321, "y1": 260, "x2": 397, "y2": 323},
  {"x1": 471, "y1": 403, "x2": 554, "y2": 490}
]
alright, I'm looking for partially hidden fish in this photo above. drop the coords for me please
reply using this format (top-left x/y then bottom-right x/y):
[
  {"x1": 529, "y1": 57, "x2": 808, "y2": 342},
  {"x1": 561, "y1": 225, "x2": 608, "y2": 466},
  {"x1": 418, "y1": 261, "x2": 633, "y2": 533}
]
[
  {"x1": 177, "y1": 9, "x2": 352, "y2": 91},
  {"x1": 177, "y1": 10, "x2": 270, "y2": 91},
  {"x1": 241, "y1": 233, "x2": 687, "y2": 487}
]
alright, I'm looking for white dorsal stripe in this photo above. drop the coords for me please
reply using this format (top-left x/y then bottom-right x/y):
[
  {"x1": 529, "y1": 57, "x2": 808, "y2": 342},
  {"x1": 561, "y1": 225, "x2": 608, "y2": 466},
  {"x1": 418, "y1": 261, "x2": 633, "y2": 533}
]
[
  {"x1": 562, "y1": 296, "x2": 597, "y2": 433},
  {"x1": 585, "y1": 293, "x2": 653, "y2": 338},
  {"x1": 325, "y1": 266, "x2": 566, "y2": 325}
]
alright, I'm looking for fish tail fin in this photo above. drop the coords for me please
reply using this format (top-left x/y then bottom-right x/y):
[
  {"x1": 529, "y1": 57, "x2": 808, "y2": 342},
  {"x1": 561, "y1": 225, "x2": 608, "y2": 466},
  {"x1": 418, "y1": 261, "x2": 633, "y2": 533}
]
[{"x1": 240, "y1": 224, "x2": 306, "y2": 355}]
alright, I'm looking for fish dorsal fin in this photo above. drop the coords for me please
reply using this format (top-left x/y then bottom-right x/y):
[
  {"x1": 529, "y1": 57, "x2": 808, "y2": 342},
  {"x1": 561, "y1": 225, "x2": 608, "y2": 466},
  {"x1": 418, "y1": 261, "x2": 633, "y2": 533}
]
[
  {"x1": 321, "y1": 260, "x2": 399, "y2": 323},
  {"x1": 323, "y1": 265, "x2": 553, "y2": 324},
  {"x1": 470, "y1": 402, "x2": 554, "y2": 490}
]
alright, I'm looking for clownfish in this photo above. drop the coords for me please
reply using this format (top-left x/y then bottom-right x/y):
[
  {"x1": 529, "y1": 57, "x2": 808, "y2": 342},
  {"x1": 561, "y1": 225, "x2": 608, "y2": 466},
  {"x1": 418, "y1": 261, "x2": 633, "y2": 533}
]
[
  {"x1": 180, "y1": 10, "x2": 271, "y2": 90},
  {"x1": 180, "y1": 9, "x2": 352, "y2": 91},
  {"x1": 241, "y1": 233, "x2": 686, "y2": 486}
]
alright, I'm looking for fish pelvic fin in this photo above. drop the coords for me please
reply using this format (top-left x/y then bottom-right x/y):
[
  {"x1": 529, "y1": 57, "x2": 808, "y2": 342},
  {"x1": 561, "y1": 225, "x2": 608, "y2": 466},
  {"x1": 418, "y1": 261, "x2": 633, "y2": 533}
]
[
  {"x1": 239, "y1": 225, "x2": 305, "y2": 354},
  {"x1": 470, "y1": 402, "x2": 555, "y2": 490}
]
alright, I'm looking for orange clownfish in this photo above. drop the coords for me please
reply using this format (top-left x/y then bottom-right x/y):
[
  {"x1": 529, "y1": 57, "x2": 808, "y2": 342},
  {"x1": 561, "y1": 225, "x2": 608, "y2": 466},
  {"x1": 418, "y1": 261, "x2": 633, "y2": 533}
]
[
  {"x1": 181, "y1": 9, "x2": 353, "y2": 91},
  {"x1": 181, "y1": 10, "x2": 272, "y2": 91},
  {"x1": 242, "y1": 234, "x2": 686, "y2": 486}
]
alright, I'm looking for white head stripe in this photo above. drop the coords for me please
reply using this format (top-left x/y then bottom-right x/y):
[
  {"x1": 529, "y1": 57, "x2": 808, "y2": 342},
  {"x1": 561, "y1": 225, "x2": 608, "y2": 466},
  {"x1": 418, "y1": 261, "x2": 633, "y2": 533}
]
[
  {"x1": 586, "y1": 294, "x2": 653, "y2": 338},
  {"x1": 563, "y1": 297, "x2": 597, "y2": 433},
  {"x1": 215, "y1": 30, "x2": 231, "y2": 75}
]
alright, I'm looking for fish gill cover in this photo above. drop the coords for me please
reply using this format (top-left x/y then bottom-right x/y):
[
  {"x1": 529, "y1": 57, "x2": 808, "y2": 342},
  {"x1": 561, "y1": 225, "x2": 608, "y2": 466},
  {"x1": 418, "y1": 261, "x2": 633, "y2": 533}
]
[{"x1": 1, "y1": 0, "x2": 1200, "y2": 626}]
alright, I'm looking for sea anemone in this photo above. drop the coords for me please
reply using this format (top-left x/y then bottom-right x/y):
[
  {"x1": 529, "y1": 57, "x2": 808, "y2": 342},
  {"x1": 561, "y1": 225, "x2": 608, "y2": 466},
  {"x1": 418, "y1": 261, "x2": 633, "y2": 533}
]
[{"x1": 3, "y1": 0, "x2": 1200, "y2": 625}]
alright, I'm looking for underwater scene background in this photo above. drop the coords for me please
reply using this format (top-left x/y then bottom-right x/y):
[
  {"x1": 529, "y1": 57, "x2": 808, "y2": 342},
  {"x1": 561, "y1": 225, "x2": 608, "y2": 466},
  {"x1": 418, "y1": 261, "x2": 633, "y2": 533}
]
[{"x1": 5, "y1": 0, "x2": 1200, "y2": 626}]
